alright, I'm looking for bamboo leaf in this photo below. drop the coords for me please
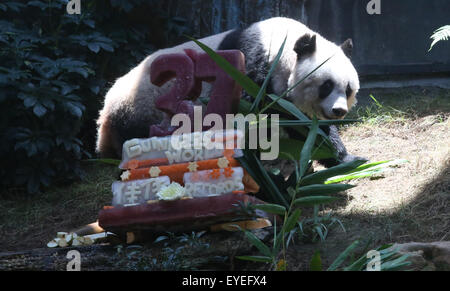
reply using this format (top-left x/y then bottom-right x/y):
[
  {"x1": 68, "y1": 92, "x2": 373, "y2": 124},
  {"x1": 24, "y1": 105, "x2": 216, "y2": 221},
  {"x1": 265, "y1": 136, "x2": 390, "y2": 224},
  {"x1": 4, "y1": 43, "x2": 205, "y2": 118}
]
[
  {"x1": 325, "y1": 170, "x2": 383, "y2": 184},
  {"x1": 345, "y1": 160, "x2": 392, "y2": 173},
  {"x1": 238, "y1": 98, "x2": 253, "y2": 115},
  {"x1": 277, "y1": 119, "x2": 358, "y2": 126},
  {"x1": 287, "y1": 124, "x2": 336, "y2": 157},
  {"x1": 236, "y1": 255, "x2": 273, "y2": 263},
  {"x1": 249, "y1": 151, "x2": 289, "y2": 207},
  {"x1": 324, "y1": 159, "x2": 408, "y2": 184},
  {"x1": 253, "y1": 204, "x2": 286, "y2": 215},
  {"x1": 261, "y1": 54, "x2": 335, "y2": 114},
  {"x1": 285, "y1": 54, "x2": 335, "y2": 97},
  {"x1": 271, "y1": 210, "x2": 285, "y2": 256},
  {"x1": 295, "y1": 184, "x2": 355, "y2": 197},
  {"x1": 273, "y1": 230, "x2": 284, "y2": 256},
  {"x1": 343, "y1": 244, "x2": 411, "y2": 271},
  {"x1": 251, "y1": 35, "x2": 287, "y2": 112},
  {"x1": 377, "y1": 244, "x2": 396, "y2": 252},
  {"x1": 327, "y1": 240, "x2": 360, "y2": 271},
  {"x1": 237, "y1": 151, "x2": 289, "y2": 206},
  {"x1": 283, "y1": 209, "x2": 302, "y2": 233},
  {"x1": 344, "y1": 159, "x2": 408, "y2": 175},
  {"x1": 264, "y1": 95, "x2": 338, "y2": 156},
  {"x1": 344, "y1": 255, "x2": 370, "y2": 271},
  {"x1": 380, "y1": 254, "x2": 411, "y2": 271},
  {"x1": 294, "y1": 196, "x2": 340, "y2": 206},
  {"x1": 300, "y1": 159, "x2": 368, "y2": 186},
  {"x1": 299, "y1": 116, "x2": 318, "y2": 177},
  {"x1": 267, "y1": 94, "x2": 309, "y2": 121},
  {"x1": 310, "y1": 250, "x2": 322, "y2": 271},
  {"x1": 278, "y1": 139, "x2": 333, "y2": 161},
  {"x1": 190, "y1": 36, "x2": 336, "y2": 158},
  {"x1": 315, "y1": 225, "x2": 326, "y2": 241},
  {"x1": 243, "y1": 230, "x2": 272, "y2": 258}
]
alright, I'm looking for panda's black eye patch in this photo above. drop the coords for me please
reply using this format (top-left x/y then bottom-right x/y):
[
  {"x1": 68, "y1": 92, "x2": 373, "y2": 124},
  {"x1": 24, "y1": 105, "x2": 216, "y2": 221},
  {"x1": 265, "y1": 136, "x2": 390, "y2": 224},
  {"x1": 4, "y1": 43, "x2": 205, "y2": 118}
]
[
  {"x1": 346, "y1": 84, "x2": 353, "y2": 98},
  {"x1": 319, "y1": 79, "x2": 334, "y2": 99}
]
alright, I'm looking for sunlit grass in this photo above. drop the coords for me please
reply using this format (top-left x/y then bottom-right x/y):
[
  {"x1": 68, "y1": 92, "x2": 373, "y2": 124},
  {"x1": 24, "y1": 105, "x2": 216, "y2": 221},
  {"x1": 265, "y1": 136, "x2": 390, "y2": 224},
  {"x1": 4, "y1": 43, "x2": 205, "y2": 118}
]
[{"x1": 346, "y1": 88, "x2": 450, "y2": 126}]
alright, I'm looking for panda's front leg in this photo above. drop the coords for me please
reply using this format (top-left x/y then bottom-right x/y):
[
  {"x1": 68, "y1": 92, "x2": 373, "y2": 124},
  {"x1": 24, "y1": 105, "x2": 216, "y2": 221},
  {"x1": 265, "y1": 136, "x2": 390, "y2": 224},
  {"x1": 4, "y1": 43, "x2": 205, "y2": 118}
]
[{"x1": 318, "y1": 125, "x2": 366, "y2": 168}]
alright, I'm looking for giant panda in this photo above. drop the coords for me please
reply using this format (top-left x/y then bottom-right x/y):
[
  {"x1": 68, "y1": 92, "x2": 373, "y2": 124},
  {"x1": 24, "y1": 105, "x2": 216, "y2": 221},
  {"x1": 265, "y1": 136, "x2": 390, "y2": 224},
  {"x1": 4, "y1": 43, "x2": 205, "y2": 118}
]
[{"x1": 96, "y1": 17, "x2": 362, "y2": 167}]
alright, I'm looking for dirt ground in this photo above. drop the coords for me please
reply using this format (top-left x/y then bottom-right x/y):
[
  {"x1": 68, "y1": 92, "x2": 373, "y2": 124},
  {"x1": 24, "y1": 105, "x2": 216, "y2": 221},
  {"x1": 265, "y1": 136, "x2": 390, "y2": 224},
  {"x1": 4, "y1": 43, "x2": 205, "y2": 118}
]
[
  {"x1": 339, "y1": 87, "x2": 449, "y2": 243},
  {"x1": 0, "y1": 86, "x2": 449, "y2": 270},
  {"x1": 284, "y1": 86, "x2": 450, "y2": 270}
]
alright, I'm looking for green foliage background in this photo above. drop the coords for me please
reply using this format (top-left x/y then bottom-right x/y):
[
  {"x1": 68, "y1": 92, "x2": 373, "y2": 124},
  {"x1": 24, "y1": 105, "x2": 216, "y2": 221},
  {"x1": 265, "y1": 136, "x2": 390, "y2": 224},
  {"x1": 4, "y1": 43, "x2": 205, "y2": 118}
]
[{"x1": 0, "y1": 0, "x2": 191, "y2": 194}]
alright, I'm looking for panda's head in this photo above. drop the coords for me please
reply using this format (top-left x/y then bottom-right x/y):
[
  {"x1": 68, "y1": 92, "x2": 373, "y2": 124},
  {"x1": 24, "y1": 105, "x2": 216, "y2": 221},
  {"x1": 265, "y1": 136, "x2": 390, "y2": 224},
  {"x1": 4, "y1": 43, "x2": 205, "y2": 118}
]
[{"x1": 287, "y1": 34, "x2": 359, "y2": 120}]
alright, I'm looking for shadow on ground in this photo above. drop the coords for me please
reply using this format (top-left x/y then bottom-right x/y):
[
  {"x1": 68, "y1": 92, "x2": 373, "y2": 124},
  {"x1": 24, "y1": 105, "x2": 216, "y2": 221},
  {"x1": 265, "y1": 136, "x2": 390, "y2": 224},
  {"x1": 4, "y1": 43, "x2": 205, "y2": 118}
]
[
  {"x1": 0, "y1": 87, "x2": 449, "y2": 271},
  {"x1": 282, "y1": 86, "x2": 450, "y2": 270}
]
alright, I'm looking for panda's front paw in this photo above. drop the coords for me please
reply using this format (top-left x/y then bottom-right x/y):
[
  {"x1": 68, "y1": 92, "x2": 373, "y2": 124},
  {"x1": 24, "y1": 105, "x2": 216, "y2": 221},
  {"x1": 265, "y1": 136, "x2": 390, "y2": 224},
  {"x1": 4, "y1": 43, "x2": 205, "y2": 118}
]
[
  {"x1": 341, "y1": 154, "x2": 367, "y2": 164},
  {"x1": 319, "y1": 154, "x2": 367, "y2": 168}
]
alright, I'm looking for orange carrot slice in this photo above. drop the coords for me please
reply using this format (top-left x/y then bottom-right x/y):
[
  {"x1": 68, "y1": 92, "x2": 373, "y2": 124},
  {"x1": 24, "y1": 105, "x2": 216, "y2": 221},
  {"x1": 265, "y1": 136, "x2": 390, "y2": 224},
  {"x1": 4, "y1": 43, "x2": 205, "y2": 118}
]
[{"x1": 126, "y1": 157, "x2": 241, "y2": 184}]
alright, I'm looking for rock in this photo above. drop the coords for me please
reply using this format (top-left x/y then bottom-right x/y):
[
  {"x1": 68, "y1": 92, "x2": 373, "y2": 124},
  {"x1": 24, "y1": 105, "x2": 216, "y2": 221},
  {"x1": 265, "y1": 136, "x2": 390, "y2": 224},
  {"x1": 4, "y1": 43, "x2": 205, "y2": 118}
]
[{"x1": 392, "y1": 241, "x2": 450, "y2": 271}]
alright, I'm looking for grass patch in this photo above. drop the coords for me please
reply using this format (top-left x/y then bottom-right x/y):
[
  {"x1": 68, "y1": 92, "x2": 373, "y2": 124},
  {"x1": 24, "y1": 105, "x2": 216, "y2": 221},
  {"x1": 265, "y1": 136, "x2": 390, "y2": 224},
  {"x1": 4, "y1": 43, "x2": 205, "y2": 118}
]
[
  {"x1": 347, "y1": 87, "x2": 450, "y2": 125},
  {"x1": 0, "y1": 163, "x2": 118, "y2": 251}
]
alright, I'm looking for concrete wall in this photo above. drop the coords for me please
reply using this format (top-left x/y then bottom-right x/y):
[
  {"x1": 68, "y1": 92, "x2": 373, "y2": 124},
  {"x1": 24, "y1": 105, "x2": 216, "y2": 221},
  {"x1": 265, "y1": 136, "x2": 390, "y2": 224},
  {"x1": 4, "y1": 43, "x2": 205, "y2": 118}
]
[{"x1": 150, "y1": 0, "x2": 450, "y2": 78}]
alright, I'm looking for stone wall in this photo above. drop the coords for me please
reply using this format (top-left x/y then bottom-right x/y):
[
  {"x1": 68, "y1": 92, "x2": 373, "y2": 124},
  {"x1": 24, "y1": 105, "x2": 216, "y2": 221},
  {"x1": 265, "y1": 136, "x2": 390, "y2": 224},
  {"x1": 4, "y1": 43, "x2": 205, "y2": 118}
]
[{"x1": 146, "y1": 0, "x2": 450, "y2": 77}]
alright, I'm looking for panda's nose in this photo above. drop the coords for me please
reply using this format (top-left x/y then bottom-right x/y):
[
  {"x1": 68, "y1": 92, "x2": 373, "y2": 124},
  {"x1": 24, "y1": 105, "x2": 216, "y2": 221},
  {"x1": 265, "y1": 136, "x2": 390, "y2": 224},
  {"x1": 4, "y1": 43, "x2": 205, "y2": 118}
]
[{"x1": 332, "y1": 108, "x2": 347, "y2": 118}]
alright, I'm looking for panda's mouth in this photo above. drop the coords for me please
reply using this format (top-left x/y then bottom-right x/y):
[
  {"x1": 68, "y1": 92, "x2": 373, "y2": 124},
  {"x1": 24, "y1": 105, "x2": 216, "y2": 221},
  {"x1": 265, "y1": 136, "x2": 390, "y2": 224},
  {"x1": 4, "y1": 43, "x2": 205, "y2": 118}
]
[
  {"x1": 320, "y1": 108, "x2": 346, "y2": 120},
  {"x1": 320, "y1": 109, "x2": 334, "y2": 120}
]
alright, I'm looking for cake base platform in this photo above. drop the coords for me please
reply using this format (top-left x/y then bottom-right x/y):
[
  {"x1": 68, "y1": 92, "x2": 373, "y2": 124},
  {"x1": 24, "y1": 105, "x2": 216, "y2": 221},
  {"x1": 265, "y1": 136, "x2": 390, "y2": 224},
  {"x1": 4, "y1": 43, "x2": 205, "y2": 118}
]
[{"x1": 98, "y1": 193, "x2": 271, "y2": 234}]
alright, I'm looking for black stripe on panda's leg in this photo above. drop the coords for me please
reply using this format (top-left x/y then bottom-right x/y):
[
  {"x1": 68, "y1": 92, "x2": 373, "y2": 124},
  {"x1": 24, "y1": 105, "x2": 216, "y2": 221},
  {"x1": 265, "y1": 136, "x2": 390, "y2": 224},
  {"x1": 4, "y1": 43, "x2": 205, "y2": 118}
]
[
  {"x1": 318, "y1": 125, "x2": 366, "y2": 168},
  {"x1": 282, "y1": 120, "x2": 366, "y2": 168},
  {"x1": 319, "y1": 125, "x2": 347, "y2": 167},
  {"x1": 317, "y1": 125, "x2": 340, "y2": 167}
]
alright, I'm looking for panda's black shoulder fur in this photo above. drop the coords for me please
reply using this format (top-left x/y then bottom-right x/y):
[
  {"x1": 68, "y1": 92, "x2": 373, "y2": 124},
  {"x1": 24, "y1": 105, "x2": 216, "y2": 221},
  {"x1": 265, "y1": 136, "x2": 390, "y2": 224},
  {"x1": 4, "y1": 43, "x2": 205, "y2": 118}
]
[
  {"x1": 218, "y1": 21, "x2": 362, "y2": 169},
  {"x1": 218, "y1": 28, "x2": 273, "y2": 97},
  {"x1": 218, "y1": 29, "x2": 243, "y2": 50}
]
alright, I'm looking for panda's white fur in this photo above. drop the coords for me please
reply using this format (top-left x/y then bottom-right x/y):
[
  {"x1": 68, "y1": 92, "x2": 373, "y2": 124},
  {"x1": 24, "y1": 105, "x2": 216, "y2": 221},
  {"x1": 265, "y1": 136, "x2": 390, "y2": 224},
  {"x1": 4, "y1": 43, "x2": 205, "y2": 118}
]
[
  {"x1": 96, "y1": 31, "x2": 231, "y2": 156},
  {"x1": 96, "y1": 17, "x2": 360, "y2": 162},
  {"x1": 237, "y1": 17, "x2": 359, "y2": 119}
]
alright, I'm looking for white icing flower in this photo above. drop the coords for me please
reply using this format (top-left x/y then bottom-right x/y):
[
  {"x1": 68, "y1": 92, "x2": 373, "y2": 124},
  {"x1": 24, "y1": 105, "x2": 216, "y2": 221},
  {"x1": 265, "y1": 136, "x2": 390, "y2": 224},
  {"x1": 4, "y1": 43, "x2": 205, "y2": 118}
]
[
  {"x1": 120, "y1": 170, "x2": 131, "y2": 181},
  {"x1": 217, "y1": 157, "x2": 229, "y2": 168},
  {"x1": 149, "y1": 166, "x2": 161, "y2": 177},
  {"x1": 156, "y1": 182, "x2": 186, "y2": 201},
  {"x1": 187, "y1": 161, "x2": 199, "y2": 172}
]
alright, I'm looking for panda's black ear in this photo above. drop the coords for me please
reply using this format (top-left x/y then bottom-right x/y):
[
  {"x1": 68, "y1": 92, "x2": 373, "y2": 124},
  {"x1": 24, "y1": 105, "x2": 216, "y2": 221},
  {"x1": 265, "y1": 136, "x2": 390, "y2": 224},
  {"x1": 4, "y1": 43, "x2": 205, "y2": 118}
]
[
  {"x1": 294, "y1": 34, "x2": 316, "y2": 58},
  {"x1": 341, "y1": 39, "x2": 353, "y2": 58}
]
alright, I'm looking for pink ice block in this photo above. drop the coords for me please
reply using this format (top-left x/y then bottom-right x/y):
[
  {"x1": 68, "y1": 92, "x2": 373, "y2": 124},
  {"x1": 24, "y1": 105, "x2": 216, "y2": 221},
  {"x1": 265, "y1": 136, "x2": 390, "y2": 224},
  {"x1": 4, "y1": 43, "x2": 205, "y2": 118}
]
[{"x1": 149, "y1": 49, "x2": 245, "y2": 137}]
